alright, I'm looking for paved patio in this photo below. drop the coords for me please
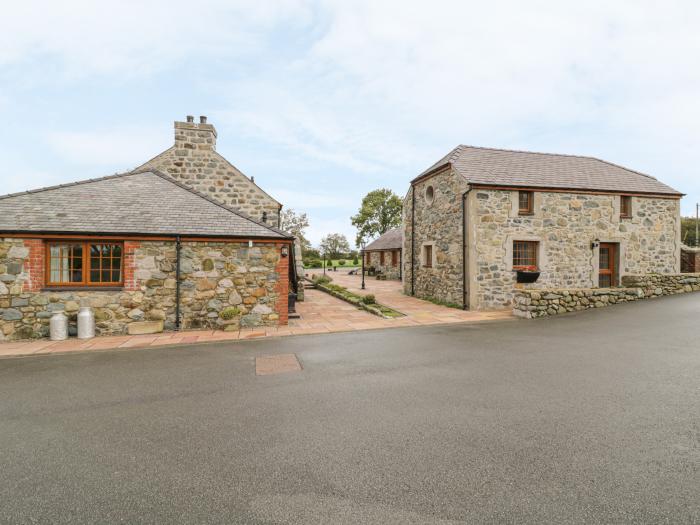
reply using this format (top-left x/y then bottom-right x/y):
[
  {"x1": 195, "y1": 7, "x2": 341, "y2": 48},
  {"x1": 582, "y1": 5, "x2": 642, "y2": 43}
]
[{"x1": 0, "y1": 273, "x2": 512, "y2": 358}]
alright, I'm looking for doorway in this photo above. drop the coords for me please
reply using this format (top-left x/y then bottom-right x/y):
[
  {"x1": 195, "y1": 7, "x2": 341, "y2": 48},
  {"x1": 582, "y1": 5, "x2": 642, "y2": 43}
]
[{"x1": 598, "y1": 243, "x2": 618, "y2": 288}]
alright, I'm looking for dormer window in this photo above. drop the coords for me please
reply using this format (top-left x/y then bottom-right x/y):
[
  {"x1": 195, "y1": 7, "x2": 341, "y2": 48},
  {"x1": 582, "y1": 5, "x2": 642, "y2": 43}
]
[{"x1": 518, "y1": 191, "x2": 534, "y2": 215}]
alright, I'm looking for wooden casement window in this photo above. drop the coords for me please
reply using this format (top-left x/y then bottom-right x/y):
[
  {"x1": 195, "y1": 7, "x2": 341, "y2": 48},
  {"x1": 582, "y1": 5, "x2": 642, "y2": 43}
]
[
  {"x1": 513, "y1": 240, "x2": 538, "y2": 271},
  {"x1": 392, "y1": 250, "x2": 398, "y2": 266},
  {"x1": 380, "y1": 251, "x2": 385, "y2": 265},
  {"x1": 518, "y1": 191, "x2": 534, "y2": 215},
  {"x1": 620, "y1": 196, "x2": 632, "y2": 218},
  {"x1": 46, "y1": 242, "x2": 123, "y2": 287},
  {"x1": 423, "y1": 245, "x2": 433, "y2": 268},
  {"x1": 365, "y1": 251, "x2": 371, "y2": 265}
]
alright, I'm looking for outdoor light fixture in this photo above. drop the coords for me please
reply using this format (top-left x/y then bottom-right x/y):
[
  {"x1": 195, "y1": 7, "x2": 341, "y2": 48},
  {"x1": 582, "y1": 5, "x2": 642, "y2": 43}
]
[
  {"x1": 281, "y1": 245, "x2": 289, "y2": 257},
  {"x1": 591, "y1": 239, "x2": 600, "y2": 250}
]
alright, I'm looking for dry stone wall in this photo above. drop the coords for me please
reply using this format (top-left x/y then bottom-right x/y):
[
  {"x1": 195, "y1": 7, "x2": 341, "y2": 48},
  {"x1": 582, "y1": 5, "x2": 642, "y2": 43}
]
[
  {"x1": 513, "y1": 274, "x2": 700, "y2": 318},
  {"x1": 0, "y1": 238, "x2": 287, "y2": 341}
]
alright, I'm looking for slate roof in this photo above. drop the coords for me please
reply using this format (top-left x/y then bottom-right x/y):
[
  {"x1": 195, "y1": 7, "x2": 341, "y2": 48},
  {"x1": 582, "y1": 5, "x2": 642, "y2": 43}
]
[
  {"x1": 0, "y1": 170, "x2": 291, "y2": 239},
  {"x1": 414, "y1": 145, "x2": 682, "y2": 196},
  {"x1": 365, "y1": 228, "x2": 402, "y2": 251}
]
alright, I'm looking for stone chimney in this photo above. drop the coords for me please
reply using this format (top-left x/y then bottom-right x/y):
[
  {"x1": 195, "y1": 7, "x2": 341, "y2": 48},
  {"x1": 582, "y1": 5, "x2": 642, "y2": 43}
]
[{"x1": 174, "y1": 115, "x2": 217, "y2": 152}]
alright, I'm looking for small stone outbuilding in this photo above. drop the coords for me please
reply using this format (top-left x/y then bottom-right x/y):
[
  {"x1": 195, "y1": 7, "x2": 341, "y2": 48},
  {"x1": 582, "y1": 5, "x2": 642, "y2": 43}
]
[
  {"x1": 0, "y1": 170, "x2": 293, "y2": 341},
  {"x1": 403, "y1": 145, "x2": 683, "y2": 310},
  {"x1": 363, "y1": 228, "x2": 402, "y2": 280}
]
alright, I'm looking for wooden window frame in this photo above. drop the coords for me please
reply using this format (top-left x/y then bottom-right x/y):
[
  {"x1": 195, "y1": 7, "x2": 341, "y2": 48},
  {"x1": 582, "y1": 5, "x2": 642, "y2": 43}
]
[
  {"x1": 620, "y1": 196, "x2": 632, "y2": 219},
  {"x1": 518, "y1": 191, "x2": 534, "y2": 215},
  {"x1": 380, "y1": 251, "x2": 385, "y2": 265},
  {"x1": 391, "y1": 250, "x2": 398, "y2": 266},
  {"x1": 423, "y1": 245, "x2": 433, "y2": 268},
  {"x1": 45, "y1": 241, "x2": 124, "y2": 288},
  {"x1": 512, "y1": 240, "x2": 539, "y2": 271}
]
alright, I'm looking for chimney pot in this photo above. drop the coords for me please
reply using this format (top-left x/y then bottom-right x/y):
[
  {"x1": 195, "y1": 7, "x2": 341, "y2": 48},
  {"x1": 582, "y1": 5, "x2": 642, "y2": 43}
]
[
  {"x1": 186, "y1": 115, "x2": 194, "y2": 123},
  {"x1": 200, "y1": 115, "x2": 207, "y2": 124}
]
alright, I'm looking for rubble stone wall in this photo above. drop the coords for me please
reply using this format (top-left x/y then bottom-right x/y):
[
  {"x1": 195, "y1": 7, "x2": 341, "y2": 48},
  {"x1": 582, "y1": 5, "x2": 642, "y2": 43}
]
[
  {"x1": 513, "y1": 273, "x2": 700, "y2": 318},
  {"x1": 0, "y1": 238, "x2": 289, "y2": 341}
]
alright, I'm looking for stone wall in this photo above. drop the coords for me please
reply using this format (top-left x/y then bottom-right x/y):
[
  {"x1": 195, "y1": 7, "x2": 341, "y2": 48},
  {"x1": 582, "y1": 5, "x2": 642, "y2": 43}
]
[
  {"x1": 402, "y1": 168, "x2": 468, "y2": 305},
  {"x1": 469, "y1": 189, "x2": 680, "y2": 309},
  {"x1": 366, "y1": 250, "x2": 401, "y2": 280},
  {"x1": 681, "y1": 245, "x2": 700, "y2": 273},
  {"x1": 0, "y1": 238, "x2": 289, "y2": 341},
  {"x1": 138, "y1": 120, "x2": 282, "y2": 227},
  {"x1": 513, "y1": 274, "x2": 700, "y2": 318}
]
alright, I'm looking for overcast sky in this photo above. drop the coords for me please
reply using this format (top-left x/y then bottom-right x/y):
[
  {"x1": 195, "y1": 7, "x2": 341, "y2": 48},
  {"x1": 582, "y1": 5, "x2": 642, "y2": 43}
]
[{"x1": 2, "y1": 1, "x2": 699, "y2": 246}]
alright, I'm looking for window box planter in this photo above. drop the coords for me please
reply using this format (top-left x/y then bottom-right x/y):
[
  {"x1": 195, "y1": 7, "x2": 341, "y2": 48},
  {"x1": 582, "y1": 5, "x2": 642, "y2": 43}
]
[{"x1": 516, "y1": 270, "x2": 540, "y2": 283}]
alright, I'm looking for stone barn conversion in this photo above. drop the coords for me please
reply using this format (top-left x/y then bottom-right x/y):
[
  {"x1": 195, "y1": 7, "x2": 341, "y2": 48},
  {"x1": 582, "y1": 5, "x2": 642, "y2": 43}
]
[
  {"x1": 0, "y1": 170, "x2": 293, "y2": 341},
  {"x1": 403, "y1": 145, "x2": 684, "y2": 310},
  {"x1": 363, "y1": 228, "x2": 402, "y2": 280}
]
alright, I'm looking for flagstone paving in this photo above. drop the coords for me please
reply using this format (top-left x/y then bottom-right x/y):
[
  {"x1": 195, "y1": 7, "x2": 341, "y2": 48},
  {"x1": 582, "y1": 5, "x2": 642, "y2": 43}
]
[{"x1": 0, "y1": 273, "x2": 513, "y2": 358}]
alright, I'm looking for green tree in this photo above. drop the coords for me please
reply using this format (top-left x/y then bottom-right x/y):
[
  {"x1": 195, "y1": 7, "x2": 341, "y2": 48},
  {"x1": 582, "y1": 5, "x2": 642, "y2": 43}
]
[
  {"x1": 280, "y1": 208, "x2": 311, "y2": 252},
  {"x1": 320, "y1": 233, "x2": 351, "y2": 259},
  {"x1": 351, "y1": 188, "x2": 403, "y2": 247},
  {"x1": 682, "y1": 216, "x2": 700, "y2": 247}
]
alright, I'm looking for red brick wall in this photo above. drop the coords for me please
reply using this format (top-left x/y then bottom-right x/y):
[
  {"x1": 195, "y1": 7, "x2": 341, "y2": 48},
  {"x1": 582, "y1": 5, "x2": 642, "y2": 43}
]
[
  {"x1": 123, "y1": 241, "x2": 141, "y2": 291},
  {"x1": 22, "y1": 239, "x2": 44, "y2": 292},
  {"x1": 274, "y1": 242, "x2": 290, "y2": 325}
]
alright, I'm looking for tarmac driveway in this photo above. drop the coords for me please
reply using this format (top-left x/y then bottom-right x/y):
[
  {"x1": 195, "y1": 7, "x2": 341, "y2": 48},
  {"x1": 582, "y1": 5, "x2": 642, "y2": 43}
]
[{"x1": 1, "y1": 293, "x2": 699, "y2": 523}]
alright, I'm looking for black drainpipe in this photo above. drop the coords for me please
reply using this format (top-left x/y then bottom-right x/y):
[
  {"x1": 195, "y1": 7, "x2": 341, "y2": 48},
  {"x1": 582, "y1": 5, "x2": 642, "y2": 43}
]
[
  {"x1": 410, "y1": 184, "x2": 416, "y2": 296},
  {"x1": 175, "y1": 235, "x2": 182, "y2": 331},
  {"x1": 461, "y1": 188, "x2": 472, "y2": 310}
]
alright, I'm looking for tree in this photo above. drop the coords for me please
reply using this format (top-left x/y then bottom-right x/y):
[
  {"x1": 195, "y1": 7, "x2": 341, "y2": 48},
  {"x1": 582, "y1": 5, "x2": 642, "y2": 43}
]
[
  {"x1": 351, "y1": 188, "x2": 403, "y2": 247},
  {"x1": 280, "y1": 208, "x2": 311, "y2": 252},
  {"x1": 320, "y1": 233, "x2": 351, "y2": 259}
]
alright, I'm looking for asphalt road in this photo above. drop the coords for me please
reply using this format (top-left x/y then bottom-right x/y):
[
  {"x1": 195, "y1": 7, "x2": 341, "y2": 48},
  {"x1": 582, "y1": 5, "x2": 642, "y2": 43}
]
[{"x1": 1, "y1": 293, "x2": 699, "y2": 524}]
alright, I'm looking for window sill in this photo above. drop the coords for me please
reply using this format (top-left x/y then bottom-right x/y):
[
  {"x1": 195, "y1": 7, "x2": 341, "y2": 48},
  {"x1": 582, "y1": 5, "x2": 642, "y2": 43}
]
[
  {"x1": 41, "y1": 286, "x2": 124, "y2": 292},
  {"x1": 518, "y1": 212, "x2": 534, "y2": 217}
]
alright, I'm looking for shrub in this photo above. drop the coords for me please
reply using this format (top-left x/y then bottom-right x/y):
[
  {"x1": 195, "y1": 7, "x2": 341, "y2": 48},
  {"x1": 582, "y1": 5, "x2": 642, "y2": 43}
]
[
  {"x1": 219, "y1": 306, "x2": 240, "y2": 320},
  {"x1": 338, "y1": 259, "x2": 346, "y2": 266},
  {"x1": 361, "y1": 294, "x2": 376, "y2": 305},
  {"x1": 308, "y1": 259, "x2": 322, "y2": 268},
  {"x1": 313, "y1": 275, "x2": 332, "y2": 285},
  {"x1": 352, "y1": 257, "x2": 359, "y2": 265}
]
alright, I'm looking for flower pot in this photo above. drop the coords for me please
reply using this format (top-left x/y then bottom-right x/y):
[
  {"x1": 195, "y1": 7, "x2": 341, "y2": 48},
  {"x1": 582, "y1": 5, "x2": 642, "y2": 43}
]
[{"x1": 516, "y1": 270, "x2": 540, "y2": 284}]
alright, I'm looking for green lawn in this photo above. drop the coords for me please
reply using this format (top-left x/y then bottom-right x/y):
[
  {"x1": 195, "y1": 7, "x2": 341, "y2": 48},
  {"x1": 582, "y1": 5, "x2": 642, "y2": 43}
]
[{"x1": 304, "y1": 259, "x2": 359, "y2": 269}]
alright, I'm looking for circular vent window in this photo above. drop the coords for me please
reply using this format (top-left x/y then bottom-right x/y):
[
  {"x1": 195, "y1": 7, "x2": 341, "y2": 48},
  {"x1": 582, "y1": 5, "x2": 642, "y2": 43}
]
[{"x1": 425, "y1": 185, "x2": 435, "y2": 204}]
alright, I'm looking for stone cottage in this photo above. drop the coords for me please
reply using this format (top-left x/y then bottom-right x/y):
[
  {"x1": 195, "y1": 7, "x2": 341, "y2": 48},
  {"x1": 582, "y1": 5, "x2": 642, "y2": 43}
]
[
  {"x1": 363, "y1": 228, "x2": 402, "y2": 280},
  {"x1": 137, "y1": 115, "x2": 304, "y2": 299},
  {"x1": 403, "y1": 145, "x2": 683, "y2": 310},
  {"x1": 0, "y1": 169, "x2": 293, "y2": 341}
]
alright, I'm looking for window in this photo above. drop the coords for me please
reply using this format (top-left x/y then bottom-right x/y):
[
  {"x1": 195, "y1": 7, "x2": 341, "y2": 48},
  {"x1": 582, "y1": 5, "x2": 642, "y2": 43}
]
[
  {"x1": 47, "y1": 242, "x2": 123, "y2": 287},
  {"x1": 425, "y1": 185, "x2": 434, "y2": 204},
  {"x1": 518, "y1": 191, "x2": 534, "y2": 215},
  {"x1": 380, "y1": 251, "x2": 385, "y2": 265},
  {"x1": 512, "y1": 241, "x2": 538, "y2": 271},
  {"x1": 620, "y1": 196, "x2": 632, "y2": 218},
  {"x1": 365, "y1": 251, "x2": 371, "y2": 265},
  {"x1": 392, "y1": 250, "x2": 398, "y2": 266},
  {"x1": 423, "y1": 244, "x2": 433, "y2": 268}
]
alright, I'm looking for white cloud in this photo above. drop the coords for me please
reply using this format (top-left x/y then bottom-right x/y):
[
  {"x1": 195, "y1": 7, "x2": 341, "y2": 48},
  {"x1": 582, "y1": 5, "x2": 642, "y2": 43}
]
[
  {"x1": 46, "y1": 126, "x2": 170, "y2": 168},
  {"x1": 0, "y1": 0, "x2": 313, "y2": 78}
]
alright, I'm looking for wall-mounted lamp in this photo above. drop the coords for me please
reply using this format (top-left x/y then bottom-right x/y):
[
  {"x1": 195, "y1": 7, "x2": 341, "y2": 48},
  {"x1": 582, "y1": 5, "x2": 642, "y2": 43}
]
[
  {"x1": 591, "y1": 239, "x2": 600, "y2": 250},
  {"x1": 281, "y1": 245, "x2": 289, "y2": 257}
]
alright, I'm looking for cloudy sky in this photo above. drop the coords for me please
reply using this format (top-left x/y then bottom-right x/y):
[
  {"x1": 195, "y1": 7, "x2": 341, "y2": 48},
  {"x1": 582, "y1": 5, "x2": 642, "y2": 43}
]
[{"x1": 2, "y1": 1, "x2": 699, "y2": 246}]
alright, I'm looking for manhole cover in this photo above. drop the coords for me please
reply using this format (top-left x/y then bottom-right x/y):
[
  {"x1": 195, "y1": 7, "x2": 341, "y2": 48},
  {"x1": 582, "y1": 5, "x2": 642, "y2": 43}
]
[{"x1": 255, "y1": 353, "x2": 302, "y2": 376}]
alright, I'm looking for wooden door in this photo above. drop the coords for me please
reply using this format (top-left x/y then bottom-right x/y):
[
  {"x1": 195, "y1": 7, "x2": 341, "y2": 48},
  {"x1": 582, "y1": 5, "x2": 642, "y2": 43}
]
[{"x1": 598, "y1": 243, "x2": 617, "y2": 288}]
